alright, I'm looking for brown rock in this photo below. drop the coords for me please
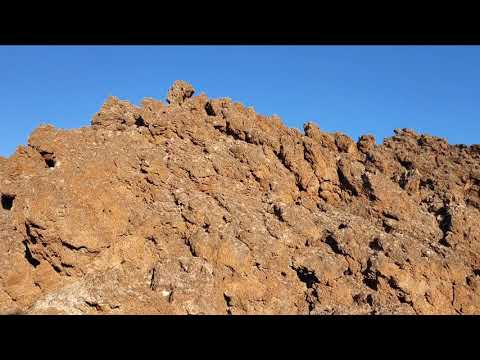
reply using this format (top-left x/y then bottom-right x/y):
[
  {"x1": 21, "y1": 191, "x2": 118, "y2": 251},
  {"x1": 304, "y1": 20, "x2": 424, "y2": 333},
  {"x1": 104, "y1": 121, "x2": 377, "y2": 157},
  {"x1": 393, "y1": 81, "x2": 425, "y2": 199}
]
[
  {"x1": 166, "y1": 80, "x2": 195, "y2": 105},
  {"x1": 335, "y1": 133, "x2": 357, "y2": 154},
  {"x1": 1, "y1": 80, "x2": 479, "y2": 315},
  {"x1": 357, "y1": 134, "x2": 375, "y2": 153}
]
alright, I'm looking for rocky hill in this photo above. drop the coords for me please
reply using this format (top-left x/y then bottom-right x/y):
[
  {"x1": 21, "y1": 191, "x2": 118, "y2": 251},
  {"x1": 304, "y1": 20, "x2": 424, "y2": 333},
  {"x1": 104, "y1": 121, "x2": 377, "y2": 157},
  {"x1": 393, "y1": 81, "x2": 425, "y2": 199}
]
[{"x1": 1, "y1": 81, "x2": 479, "y2": 314}]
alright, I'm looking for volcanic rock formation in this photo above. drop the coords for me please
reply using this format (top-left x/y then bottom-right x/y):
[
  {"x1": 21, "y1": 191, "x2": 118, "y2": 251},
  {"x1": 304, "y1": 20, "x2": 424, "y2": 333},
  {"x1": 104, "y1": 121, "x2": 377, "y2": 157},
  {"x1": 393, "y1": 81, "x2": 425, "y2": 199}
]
[{"x1": 1, "y1": 81, "x2": 479, "y2": 314}]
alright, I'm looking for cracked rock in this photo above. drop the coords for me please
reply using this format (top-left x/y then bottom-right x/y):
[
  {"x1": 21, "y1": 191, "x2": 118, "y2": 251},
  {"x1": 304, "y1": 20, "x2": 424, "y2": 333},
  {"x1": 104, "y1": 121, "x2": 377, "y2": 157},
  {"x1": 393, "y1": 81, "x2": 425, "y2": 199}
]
[{"x1": 0, "y1": 80, "x2": 479, "y2": 315}]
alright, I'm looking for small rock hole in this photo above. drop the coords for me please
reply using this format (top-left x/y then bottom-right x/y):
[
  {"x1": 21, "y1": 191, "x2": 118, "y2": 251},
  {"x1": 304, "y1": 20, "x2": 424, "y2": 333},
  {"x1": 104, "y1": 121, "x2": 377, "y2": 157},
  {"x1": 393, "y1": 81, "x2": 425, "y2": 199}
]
[
  {"x1": 369, "y1": 238, "x2": 383, "y2": 251},
  {"x1": 39, "y1": 151, "x2": 56, "y2": 168},
  {"x1": 45, "y1": 158, "x2": 56, "y2": 168},
  {"x1": 135, "y1": 116, "x2": 147, "y2": 127},
  {"x1": 1, "y1": 194, "x2": 15, "y2": 210},
  {"x1": 205, "y1": 102, "x2": 216, "y2": 116}
]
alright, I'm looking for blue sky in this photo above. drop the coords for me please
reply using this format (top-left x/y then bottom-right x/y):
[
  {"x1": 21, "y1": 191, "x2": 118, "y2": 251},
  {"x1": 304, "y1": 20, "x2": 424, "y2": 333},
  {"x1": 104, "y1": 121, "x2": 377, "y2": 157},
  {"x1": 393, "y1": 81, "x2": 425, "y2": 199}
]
[{"x1": 1, "y1": 45, "x2": 479, "y2": 157}]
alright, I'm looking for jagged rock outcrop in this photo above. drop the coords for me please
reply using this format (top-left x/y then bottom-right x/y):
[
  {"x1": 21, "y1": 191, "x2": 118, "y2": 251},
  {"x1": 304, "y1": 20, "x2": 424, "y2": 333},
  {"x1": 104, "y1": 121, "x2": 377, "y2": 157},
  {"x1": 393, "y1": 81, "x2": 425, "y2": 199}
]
[{"x1": 1, "y1": 81, "x2": 479, "y2": 315}]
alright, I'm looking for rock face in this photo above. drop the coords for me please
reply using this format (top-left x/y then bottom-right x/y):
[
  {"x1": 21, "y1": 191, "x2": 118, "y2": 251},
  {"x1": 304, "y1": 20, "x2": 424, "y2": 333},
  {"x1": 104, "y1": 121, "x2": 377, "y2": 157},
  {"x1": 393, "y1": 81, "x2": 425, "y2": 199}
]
[{"x1": 1, "y1": 81, "x2": 480, "y2": 315}]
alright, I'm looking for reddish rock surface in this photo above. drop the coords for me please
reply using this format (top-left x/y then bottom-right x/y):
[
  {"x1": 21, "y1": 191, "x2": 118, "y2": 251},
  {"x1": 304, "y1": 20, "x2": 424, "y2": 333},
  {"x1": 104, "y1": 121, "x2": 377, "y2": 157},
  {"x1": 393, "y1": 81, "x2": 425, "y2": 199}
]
[{"x1": 1, "y1": 80, "x2": 479, "y2": 315}]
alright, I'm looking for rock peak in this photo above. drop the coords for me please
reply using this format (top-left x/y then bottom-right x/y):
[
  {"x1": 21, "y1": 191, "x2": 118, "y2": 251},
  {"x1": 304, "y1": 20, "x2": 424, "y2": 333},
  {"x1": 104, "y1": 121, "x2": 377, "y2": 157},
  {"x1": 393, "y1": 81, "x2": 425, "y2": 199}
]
[{"x1": 166, "y1": 80, "x2": 195, "y2": 105}]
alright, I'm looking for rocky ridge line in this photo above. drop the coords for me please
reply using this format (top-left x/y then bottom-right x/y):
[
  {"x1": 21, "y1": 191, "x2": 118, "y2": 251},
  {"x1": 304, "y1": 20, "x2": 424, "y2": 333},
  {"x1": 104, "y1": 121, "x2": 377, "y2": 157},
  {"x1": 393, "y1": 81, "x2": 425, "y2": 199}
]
[{"x1": 0, "y1": 80, "x2": 479, "y2": 314}]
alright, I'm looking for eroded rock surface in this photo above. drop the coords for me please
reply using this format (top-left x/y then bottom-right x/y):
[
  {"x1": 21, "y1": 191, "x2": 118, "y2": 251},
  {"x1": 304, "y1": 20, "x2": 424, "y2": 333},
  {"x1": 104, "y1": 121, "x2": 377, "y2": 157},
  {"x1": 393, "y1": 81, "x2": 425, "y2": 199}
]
[{"x1": 1, "y1": 81, "x2": 479, "y2": 314}]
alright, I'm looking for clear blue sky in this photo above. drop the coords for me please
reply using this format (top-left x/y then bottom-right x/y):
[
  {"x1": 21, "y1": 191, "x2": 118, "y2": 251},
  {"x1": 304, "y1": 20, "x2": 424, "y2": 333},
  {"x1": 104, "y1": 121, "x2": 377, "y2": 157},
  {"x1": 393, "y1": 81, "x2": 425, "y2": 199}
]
[{"x1": 1, "y1": 45, "x2": 479, "y2": 157}]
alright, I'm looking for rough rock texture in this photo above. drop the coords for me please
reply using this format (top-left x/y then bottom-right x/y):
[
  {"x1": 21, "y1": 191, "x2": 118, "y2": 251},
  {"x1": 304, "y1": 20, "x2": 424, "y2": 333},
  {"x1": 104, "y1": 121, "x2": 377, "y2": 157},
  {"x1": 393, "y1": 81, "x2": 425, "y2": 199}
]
[{"x1": 1, "y1": 81, "x2": 480, "y2": 315}]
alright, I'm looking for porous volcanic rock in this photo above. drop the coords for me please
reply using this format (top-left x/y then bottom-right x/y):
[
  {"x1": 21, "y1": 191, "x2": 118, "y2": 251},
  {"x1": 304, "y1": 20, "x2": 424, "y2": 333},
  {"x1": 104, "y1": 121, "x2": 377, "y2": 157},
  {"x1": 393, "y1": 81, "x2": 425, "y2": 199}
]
[{"x1": 1, "y1": 81, "x2": 479, "y2": 315}]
